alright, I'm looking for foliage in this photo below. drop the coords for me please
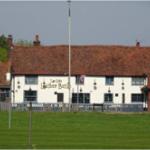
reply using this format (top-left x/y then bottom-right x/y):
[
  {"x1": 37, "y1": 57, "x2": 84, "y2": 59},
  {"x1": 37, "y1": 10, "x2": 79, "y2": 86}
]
[
  {"x1": 0, "y1": 35, "x2": 9, "y2": 62},
  {"x1": 15, "y1": 39, "x2": 33, "y2": 47},
  {"x1": 0, "y1": 48, "x2": 8, "y2": 62},
  {"x1": 0, "y1": 112, "x2": 150, "y2": 149},
  {"x1": 141, "y1": 86, "x2": 149, "y2": 95},
  {"x1": 0, "y1": 35, "x2": 9, "y2": 50}
]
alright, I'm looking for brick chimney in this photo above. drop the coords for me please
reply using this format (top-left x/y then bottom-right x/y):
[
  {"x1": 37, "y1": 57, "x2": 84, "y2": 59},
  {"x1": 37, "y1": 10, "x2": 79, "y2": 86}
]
[
  {"x1": 33, "y1": 34, "x2": 40, "y2": 46},
  {"x1": 7, "y1": 35, "x2": 14, "y2": 49},
  {"x1": 136, "y1": 41, "x2": 140, "y2": 48}
]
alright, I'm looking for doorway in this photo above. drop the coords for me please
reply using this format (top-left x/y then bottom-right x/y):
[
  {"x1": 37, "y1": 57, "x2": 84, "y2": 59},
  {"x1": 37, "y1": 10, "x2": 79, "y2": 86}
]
[
  {"x1": 122, "y1": 93, "x2": 125, "y2": 104},
  {"x1": 57, "y1": 93, "x2": 64, "y2": 103}
]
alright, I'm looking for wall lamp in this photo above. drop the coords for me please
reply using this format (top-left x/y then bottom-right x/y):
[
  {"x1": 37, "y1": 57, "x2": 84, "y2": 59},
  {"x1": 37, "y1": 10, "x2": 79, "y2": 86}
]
[
  {"x1": 93, "y1": 80, "x2": 97, "y2": 90},
  {"x1": 108, "y1": 87, "x2": 111, "y2": 93}
]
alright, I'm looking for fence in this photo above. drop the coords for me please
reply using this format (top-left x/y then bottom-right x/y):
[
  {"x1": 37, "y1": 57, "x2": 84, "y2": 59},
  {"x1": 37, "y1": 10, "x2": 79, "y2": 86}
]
[
  {"x1": 0, "y1": 102, "x2": 11, "y2": 111},
  {"x1": 0, "y1": 102, "x2": 144, "y2": 112}
]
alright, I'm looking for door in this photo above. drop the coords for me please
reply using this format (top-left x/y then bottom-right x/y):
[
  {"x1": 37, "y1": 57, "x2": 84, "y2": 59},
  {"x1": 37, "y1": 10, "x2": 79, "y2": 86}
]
[
  {"x1": 122, "y1": 93, "x2": 125, "y2": 104},
  {"x1": 57, "y1": 93, "x2": 64, "y2": 103}
]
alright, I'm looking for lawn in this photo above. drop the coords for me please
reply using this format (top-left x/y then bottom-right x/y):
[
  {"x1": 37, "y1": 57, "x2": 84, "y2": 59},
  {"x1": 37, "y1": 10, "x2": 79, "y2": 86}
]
[{"x1": 0, "y1": 112, "x2": 150, "y2": 149}]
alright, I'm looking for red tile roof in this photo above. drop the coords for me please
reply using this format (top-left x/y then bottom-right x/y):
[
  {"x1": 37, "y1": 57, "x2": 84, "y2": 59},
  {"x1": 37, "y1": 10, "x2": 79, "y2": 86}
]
[
  {"x1": 11, "y1": 45, "x2": 150, "y2": 76},
  {"x1": 0, "y1": 61, "x2": 10, "y2": 87}
]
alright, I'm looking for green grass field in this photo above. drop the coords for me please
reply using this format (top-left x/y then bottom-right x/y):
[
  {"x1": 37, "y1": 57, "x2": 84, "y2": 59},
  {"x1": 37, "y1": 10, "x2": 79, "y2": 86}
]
[{"x1": 0, "y1": 112, "x2": 150, "y2": 149}]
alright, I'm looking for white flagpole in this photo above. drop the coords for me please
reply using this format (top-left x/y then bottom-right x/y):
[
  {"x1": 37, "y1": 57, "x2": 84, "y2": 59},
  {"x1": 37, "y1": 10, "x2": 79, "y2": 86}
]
[{"x1": 68, "y1": 0, "x2": 71, "y2": 112}]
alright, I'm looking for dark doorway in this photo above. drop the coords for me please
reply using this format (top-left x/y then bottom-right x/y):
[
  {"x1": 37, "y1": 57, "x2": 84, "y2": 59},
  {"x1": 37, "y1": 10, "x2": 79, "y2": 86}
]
[
  {"x1": 57, "y1": 93, "x2": 64, "y2": 103},
  {"x1": 122, "y1": 93, "x2": 125, "y2": 104}
]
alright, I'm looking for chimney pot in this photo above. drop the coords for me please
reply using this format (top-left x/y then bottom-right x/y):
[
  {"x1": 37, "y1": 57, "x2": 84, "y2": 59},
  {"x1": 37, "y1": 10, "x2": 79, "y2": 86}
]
[
  {"x1": 8, "y1": 34, "x2": 12, "y2": 39},
  {"x1": 7, "y1": 34, "x2": 13, "y2": 49},
  {"x1": 136, "y1": 41, "x2": 140, "y2": 47},
  {"x1": 33, "y1": 34, "x2": 40, "y2": 46},
  {"x1": 35, "y1": 34, "x2": 39, "y2": 42}
]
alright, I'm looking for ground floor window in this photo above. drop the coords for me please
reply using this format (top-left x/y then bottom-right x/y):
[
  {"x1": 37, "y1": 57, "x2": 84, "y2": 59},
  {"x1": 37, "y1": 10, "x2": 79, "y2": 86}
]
[
  {"x1": 72, "y1": 93, "x2": 90, "y2": 103},
  {"x1": 104, "y1": 93, "x2": 113, "y2": 103},
  {"x1": 24, "y1": 90, "x2": 37, "y2": 102},
  {"x1": 131, "y1": 94, "x2": 144, "y2": 102},
  {"x1": 0, "y1": 88, "x2": 10, "y2": 101}
]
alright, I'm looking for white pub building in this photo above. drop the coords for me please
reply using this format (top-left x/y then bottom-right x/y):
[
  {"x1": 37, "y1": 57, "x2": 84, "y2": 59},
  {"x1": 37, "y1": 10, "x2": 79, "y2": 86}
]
[
  {"x1": 12, "y1": 74, "x2": 147, "y2": 105},
  {"x1": 8, "y1": 38, "x2": 150, "y2": 111}
]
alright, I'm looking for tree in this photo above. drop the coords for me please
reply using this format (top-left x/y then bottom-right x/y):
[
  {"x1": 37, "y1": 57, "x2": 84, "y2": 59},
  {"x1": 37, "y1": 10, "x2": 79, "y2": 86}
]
[
  {"x1": 0, "y1": 35, "x2": 9, "y2": 62},
  {"x1": 0, "y1": 35, "x2": 9, "y2": 50},
  {"x1": 0, "y1": 47, "x2": 8, "y2": 62},
  {"x1": 141, "y1": 86, "x2": 149, "y2": 111}
]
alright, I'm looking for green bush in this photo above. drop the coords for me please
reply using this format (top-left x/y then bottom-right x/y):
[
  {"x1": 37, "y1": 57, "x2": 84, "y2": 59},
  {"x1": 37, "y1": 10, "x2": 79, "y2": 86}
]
[
  {"x1": 0, "y1": 47, "x2": 8, "y2": 62},
  {"x1": 0, "y1": 35, "x2": 9, "y2": 50},
  {"x1": 0, "y1": 35, "x2": 9, "y2": 62}
]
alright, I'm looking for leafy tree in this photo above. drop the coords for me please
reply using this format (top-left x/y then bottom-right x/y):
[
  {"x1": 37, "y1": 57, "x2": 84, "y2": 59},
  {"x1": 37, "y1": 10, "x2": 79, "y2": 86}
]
[
  {"x1": 0, "y1": 47, "x2": 8, "y2": 62},
  {"x1": 0, "y1": 35, "x2": 9, "y2": 50},
  {"x1": 0, "y1": 35, "x2": 9, "y2": 62}
]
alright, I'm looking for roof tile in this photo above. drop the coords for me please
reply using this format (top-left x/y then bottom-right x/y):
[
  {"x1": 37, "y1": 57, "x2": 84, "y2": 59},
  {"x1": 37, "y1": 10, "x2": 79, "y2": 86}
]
[{"x1": 11, "y1": 45, "x2": 150, "y2": 76}]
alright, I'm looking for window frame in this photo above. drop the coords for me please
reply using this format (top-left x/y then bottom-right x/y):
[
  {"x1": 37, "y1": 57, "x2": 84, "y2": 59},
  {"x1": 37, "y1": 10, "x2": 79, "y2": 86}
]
[
  {"x1": 105, "y1": 76, "x2": 114, "y2": 85},
  {"x1": 24, "y1": 90, "x2": 37, "y2": 102},
  {"x1": 104, "y1": 93, "x2": 113, "y2": 103},
  {"x1": 131, "y1": 93, "x2": 144, "y2": 103},
  {"x1": 25, "y1": 75, "x2": 38, "y2": 85},
  {"x1": 131, "y1": 77, "x2": 145, "y2": 86},
  {"x1": 72, "y1": 93, "x2": 90, "y2": 104},
  {"x1": 75, "y1": 75, "x2": 85, "y2": 85}
]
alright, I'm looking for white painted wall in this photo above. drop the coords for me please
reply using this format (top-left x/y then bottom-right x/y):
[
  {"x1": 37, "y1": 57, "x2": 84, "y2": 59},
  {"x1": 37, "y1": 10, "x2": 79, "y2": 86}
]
[{"x1": 11, "y1": 76, "x2": 147, "y2": 104}]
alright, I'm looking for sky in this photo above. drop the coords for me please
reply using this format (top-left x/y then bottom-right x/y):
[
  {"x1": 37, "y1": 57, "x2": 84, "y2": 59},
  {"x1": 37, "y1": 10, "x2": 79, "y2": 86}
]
[{"x1": 0, "y1": 1, "x2": 150, "y2": 46}]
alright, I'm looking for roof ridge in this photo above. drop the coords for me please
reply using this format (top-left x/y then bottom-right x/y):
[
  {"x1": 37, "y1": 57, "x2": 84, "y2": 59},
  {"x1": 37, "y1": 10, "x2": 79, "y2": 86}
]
[{"x1": 14, "y1": 44, "x2": 150, "y2": 48}]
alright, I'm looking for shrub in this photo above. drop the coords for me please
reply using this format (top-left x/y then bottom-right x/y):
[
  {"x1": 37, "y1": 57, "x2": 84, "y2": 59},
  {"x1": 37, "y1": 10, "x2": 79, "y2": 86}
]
[{"x1": 0, "y1": 47, "x2": 8, "y2": 62}]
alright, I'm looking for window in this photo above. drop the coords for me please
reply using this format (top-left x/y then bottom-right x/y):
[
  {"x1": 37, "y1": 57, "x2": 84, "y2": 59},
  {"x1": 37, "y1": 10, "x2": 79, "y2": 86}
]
[
  {"x1": 0, "y1": 89, "x2": 10, "y2": 101},
  {"x1": 72, "y1": 93, "x2": 90, "y2": 103},
  {"x1": 25, "y1": 76, "x2": 38, "y2": 84},
  {"x1": 57, "y1": 93, "x2": 64, "y2": 103},
  {"x1": 76, "y1": 75, "x2": 85, "y2": 85},
  {"x1": 131, "y1": 94, "x2": 144, "y2": 102},
  {"x1": 24, "y1": 90, "x2": 37, "y2": 101},
  {"x1": 105, "y1": 76, "x2": 114, "y2": 85},
  {"x1": 104, "y1": 93, "x2": 113, "y2": 103},
  {"x1": 132, "y1": 77, "x2": 144, "y2": 85},
  {"x1": 1, "y1": 88, "x2": 10, "y2": 98}
]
